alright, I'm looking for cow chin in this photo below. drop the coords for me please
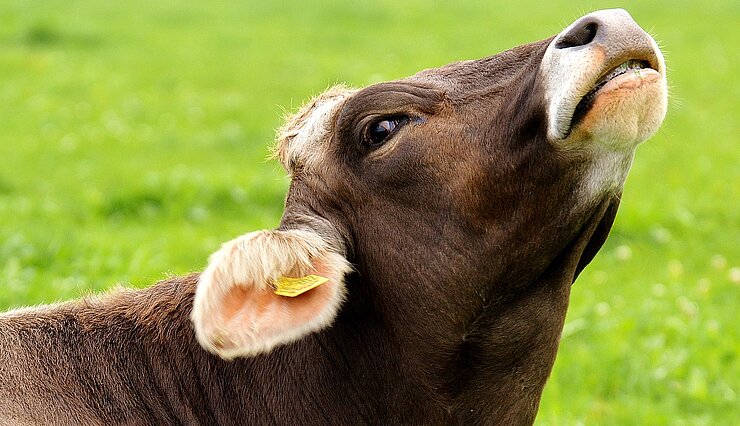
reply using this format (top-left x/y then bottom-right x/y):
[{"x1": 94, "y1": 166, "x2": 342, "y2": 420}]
[{"x1": 569, "y1": 70, "x2": 668, "y2": 147}]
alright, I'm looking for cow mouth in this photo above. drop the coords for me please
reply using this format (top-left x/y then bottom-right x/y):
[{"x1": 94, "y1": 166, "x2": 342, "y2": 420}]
[{"x1": 568, "y1": 58, "x2": 658, "y2": 133}]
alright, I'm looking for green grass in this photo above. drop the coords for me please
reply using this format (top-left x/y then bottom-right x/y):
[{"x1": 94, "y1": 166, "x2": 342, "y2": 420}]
[{"x1": 0, "y1": 0, "x2": 737, "y2": 423}]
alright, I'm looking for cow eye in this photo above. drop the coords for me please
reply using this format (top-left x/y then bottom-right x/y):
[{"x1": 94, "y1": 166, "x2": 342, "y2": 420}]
[{"x1": 366, "y1": 116, "x2": 410, "y2": 146}]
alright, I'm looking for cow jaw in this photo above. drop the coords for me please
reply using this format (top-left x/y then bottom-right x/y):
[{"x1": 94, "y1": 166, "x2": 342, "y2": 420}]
[{"x1": 540, "y1": 8, "x2": 667, "y2": 145}]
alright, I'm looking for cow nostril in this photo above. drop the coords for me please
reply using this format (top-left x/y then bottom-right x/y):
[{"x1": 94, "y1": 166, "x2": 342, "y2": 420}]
[{"x1": 555, "y1": 21, "x2": 598, "y2": 49}]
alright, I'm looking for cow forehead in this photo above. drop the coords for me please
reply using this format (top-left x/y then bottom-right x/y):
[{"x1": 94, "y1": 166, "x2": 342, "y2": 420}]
[
  {"x1": 274, "y1": 85, "x2": 357, "y2": 173},
  {"x1": 407, "y1": 40, "x2": 548, "y2": 96}
]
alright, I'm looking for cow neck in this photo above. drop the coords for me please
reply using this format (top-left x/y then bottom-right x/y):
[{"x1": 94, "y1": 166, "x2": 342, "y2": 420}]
[
  {"x1": 341, "y1": 197, "x2": 618, "y2": 423},
  {"x1": 451, "y1": 198, "x2": 617, "y2": 423}
]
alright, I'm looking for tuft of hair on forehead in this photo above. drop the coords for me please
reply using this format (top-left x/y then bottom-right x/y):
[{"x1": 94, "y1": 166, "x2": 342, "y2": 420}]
[{"x1": 273, "y1": 85, "x2": 357, "y2": 174}]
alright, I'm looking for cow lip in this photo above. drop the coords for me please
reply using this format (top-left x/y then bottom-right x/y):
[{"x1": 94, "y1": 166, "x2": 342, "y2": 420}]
[{"x1": 567, "y1": 55, "x2": 660, "y2": 135}]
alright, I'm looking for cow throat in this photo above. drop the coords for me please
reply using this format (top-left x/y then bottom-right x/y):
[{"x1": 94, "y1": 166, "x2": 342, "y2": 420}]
[{"x1": 441, "y1": 197, "x2": 618, "y2": 423}]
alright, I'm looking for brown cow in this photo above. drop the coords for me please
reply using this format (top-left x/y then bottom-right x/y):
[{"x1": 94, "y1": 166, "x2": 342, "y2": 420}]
[{"x1": 0, "y1": 9, "x2": 666, "y2": 425}]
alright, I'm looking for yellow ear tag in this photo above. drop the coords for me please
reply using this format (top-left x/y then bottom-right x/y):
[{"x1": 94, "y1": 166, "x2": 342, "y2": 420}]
[{"x1": 273, "y1": 275, "x2": 329, "y2": 297}]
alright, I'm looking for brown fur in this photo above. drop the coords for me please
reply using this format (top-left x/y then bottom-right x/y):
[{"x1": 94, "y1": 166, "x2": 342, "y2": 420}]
[{"x1": 0, "y1": 15, "x2": 659, "y2": 425}]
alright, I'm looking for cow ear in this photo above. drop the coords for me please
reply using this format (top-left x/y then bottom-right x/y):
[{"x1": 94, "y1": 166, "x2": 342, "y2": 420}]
[{"x1": 190, "y1": 229, "x2": 352, "y2": 359}]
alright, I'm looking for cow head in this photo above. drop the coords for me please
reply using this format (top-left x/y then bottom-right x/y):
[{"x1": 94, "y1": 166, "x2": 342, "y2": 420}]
[{"x1": 191, "y1": 9, "x2": 667, "y2": 361}]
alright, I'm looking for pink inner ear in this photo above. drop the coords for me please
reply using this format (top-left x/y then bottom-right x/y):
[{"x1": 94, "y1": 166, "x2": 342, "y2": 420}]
[{"x1": 217, "y1": 261, "x2": 339, "y2": 352}]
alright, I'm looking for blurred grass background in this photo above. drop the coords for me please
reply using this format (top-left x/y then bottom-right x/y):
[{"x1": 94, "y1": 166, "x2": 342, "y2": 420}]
[{"x1": 0, "y1": 0, "x2": 737, "y2": 424}]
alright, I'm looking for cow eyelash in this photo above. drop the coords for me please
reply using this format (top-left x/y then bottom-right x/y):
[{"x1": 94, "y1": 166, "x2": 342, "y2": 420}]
[{"x1": 364, "y1": 115, "x2": 411, "y2": 146}]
